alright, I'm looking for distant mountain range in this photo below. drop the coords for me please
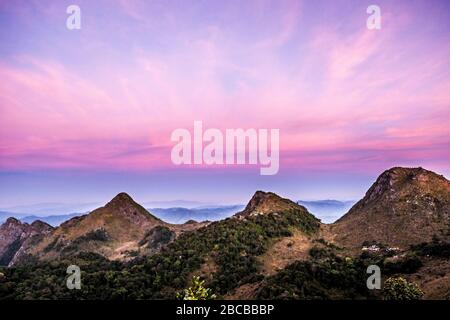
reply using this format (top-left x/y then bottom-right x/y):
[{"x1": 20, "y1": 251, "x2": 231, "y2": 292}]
[
  {"x1": 0, "y1": 212, "x2": 23, "y2": 224},
  {"x1": 0, "y1": 211, "x2": 85, "y2": 226},
  {"x1": 19, "y1": 213, "x2": 82, "y2": 227},
  {"x1": 148, "y1": 205, "x2": 245, "y2": 224},
  {"x1": 1, "y1": 166, "x2": 449, "y2": 299},
  {"x1": 0, "y1": 202, "x2": 99, "y2": 226},
  {"x1": 0, "y1": 202, "x2": 100, "y2": 216},
  {"x1": 1, "y1": 201, "x2": 351, "y2": 226},
  {"x1": 297, "y1": 200, "x2": 355, "y2": 223},
  {"x1": 142, "y1": 200, "x2": 213, "y2": 209}
]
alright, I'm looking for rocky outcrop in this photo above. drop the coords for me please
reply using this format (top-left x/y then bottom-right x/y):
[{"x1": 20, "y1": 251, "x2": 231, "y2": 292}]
[{"x1": 235, "y1": 191, "x2": 313, "y2": 218}]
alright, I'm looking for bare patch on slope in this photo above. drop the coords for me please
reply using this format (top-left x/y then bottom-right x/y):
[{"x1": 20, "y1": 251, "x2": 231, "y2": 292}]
[
  {"x1": 225, "y1": 282, "x2": 261, "y2": 300},
  {"x1": 258, "y1": 229, "x2": 313, "y2": 276},
  {"x1": 258, "y1": 224, "x2": 339, "y2": 276}
]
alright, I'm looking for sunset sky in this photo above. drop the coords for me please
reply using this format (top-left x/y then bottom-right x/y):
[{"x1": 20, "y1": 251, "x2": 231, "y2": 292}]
[{"x1": 0, "y1": 0, "x2": 449, "y2": 207}]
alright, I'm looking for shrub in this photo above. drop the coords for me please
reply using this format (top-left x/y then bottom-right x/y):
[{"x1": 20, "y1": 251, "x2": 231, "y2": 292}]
[
  {"x1": 138, "y1": 226, "x2": 175, "y2": 248},
  {"x1": 412, "y1": 240, "x2": 450, "y2": 258},
  {"x1": 177, "y1": 276, "x2": 216, "y2": 300},
  {"x1": 383, "y1": 255, "x2": 423, "y2": 274},
  {"x1": 382, "y1": 277, "x2": 423, "y2": 300}
]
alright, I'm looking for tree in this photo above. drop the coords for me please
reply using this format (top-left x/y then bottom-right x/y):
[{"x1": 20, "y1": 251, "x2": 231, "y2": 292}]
[
  {"x1": 177, "y1": 276, "x2": 216, "y2": 300},
  {"x1": 382, "y1": 277, "x2": 423, "y2": 300}
]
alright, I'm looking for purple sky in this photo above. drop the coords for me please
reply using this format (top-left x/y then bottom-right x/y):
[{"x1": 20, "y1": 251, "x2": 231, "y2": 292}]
[{"x1": 0, "y1": 0, "x2": 449, "y2": 206}]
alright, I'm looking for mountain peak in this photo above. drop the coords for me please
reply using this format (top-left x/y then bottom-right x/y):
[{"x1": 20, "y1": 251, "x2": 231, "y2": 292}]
[
  {"x1": 98, "y1": 192, "x2": 161, "y2": 225},
  {"x1": 379, "y1": 166, "x2": 440, "y2": 184},
  {"x1": 17, "y1": 192, "x2": 167, "y2": 264},
  {"x1": 357, "y1": 166, "x2": 449, "y2": 206},
  {"x1": 105, "y1": 192, "x2": 136, "y2": 208},
  {"x1": 30, "y1": 220, "x2": 53, "y2": 232},
  {"x1": 236, "y1": 191, "x2": 308, "y2": 217},
  {"x1": 4, "y1": 217, "x2": 22, "y2": 226}
]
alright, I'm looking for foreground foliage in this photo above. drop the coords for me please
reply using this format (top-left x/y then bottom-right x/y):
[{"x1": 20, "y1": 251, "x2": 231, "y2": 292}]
[
  {"x1": 382, "y1": 277, "x2": 423, "y2": 300},
  {"x1": 176, "y1": 276, "x2": 216, "y2": 300}
]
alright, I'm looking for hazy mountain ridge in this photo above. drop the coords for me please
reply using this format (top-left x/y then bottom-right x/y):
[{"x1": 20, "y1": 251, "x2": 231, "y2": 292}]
[
  {"x1": 0, "y1": 203, "x2": 100, "y2": 216},
  {"x1": 147, "y1": 205, "x2": 244, "y2": 224},
  {"x1": 0, "y1": 212, "x2": 27, "y2": 224},
  {"x1": 20, "y1": 213, "x2": 83, "y2": 227},
  {"x1": 297, "y1": 200, "x2": 355, "y2": 223}
]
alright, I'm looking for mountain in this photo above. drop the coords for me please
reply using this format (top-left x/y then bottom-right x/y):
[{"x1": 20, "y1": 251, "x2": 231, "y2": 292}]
[
  {"x1": 142, "y1": 190, "x2": 321, "y2": 297},
  {"x1": 332, "y1": 167, "x2": 450, "y2": 249},
  {"x1": 0, "y1": 218, "x2": 53, "y2": 266},
  {"x1": 20, "y1": 193, "x2": 165, "y2": 263},
  {"x1": 9, "y1": 193, "x2": 205, "y2": 265},
  {"x1": 297, "y1": 200, "x2": 354, "y2": 223}
]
